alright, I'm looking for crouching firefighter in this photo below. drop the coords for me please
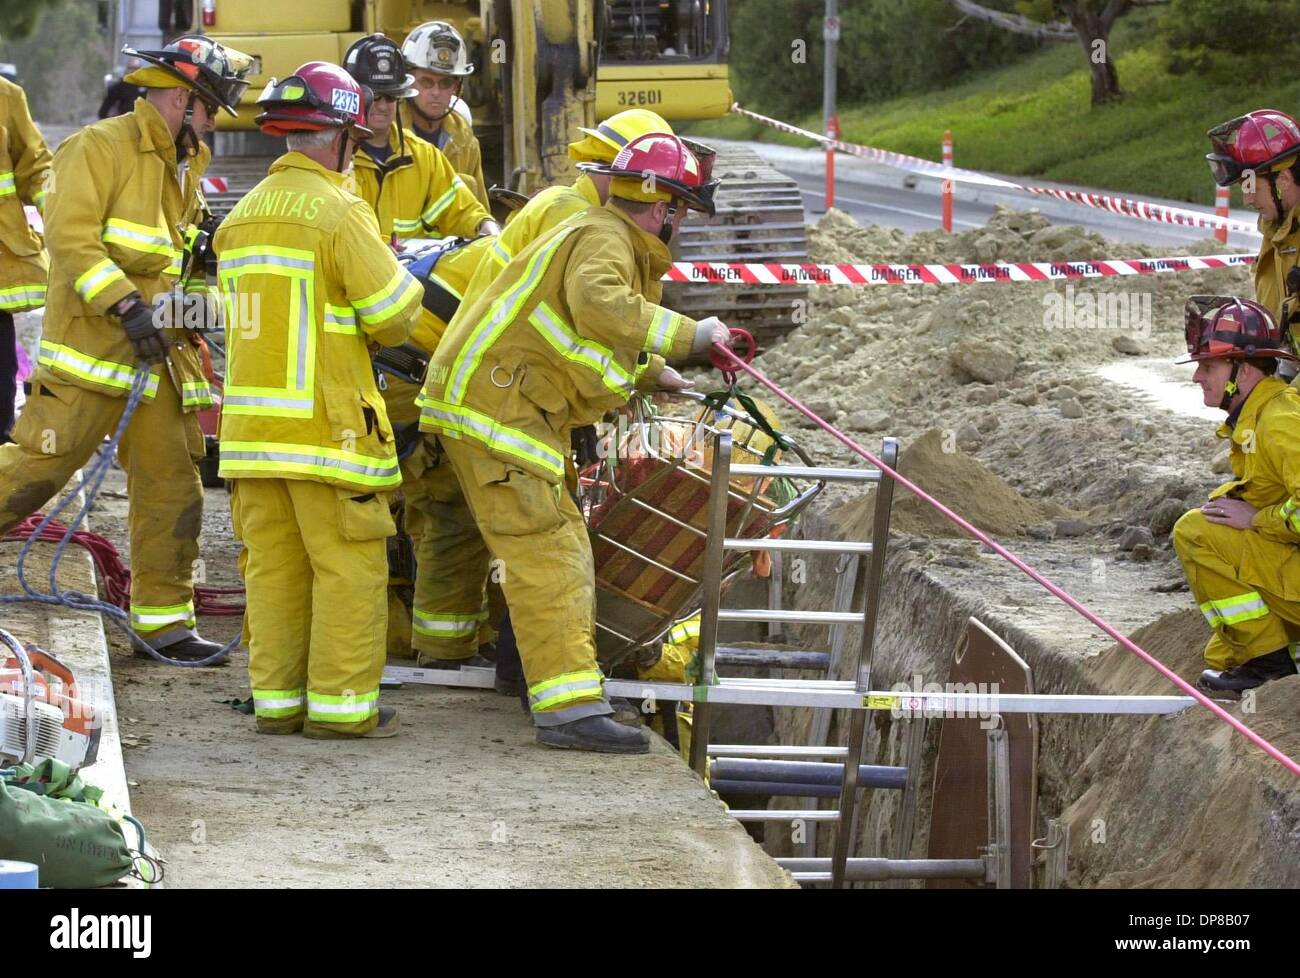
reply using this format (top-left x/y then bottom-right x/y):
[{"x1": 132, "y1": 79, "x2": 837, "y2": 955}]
[
  {"x1": 416, "y1": 133, "x2": 731, "y2": 753},
  {"x1": 1172, "y1": 296, "x2": 1300, "y2": 692},
  {"x1": 0, "y1": 35, "x2": 251, "y2": 661},
  {"x1": 215, "y1": 62, "x2": 422, "y2": 738}
]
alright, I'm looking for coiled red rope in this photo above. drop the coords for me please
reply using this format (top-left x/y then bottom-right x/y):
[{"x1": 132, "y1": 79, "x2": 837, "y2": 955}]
[
  {"x1": 5, "y1": 516, "x2": 244, "y2": 616},
  {"x1": 711, "y1": 342, "x2": 1300, "y2": 777}
]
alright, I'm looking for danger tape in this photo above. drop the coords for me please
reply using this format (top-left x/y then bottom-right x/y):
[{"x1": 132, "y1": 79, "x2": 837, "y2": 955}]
[
  {"x1": 732, "y1": 104, "x2": 1262, "y2": 239},
  {"x1": 667, "y1": 252, "x2": 1254, "y2": 287}
]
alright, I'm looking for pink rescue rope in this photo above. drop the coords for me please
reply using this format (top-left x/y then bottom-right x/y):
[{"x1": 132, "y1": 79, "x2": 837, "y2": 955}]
[{"x1": 712, "y1": 343, "x2": 1300, "y2": 777}]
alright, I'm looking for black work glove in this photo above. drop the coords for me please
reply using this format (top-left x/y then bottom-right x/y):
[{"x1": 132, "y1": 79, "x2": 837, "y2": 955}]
[{"x1": 114, "y1": 295, "x2": 167, "y2": 365}]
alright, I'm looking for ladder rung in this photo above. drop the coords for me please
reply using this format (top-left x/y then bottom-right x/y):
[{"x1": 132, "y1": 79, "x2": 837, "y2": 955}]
[
  {"x1": 711, "y1": 779, "x2": 842, "y2": 798},
  {"x1": 714, "y1": 647, "x2": 831, "y2": 670},
  {"x1": 778, "y1": 857, "x2": 988, "y2": 882},
  {"x1": 723, "y1": 538, "x2": 872, "y2": 554},
  {"x1": 728, "y1": 809, "x2": 841, "y2": 822},
  {"x1": 710, "y1": 744, "x2": 849, "y2": 758},
  {"x1": 791, "y1": 872, "x2": 832, "y2": 883},
  {"x1": 728, "y1": 463, "x2": 881, "y2": 482},
  {"x1": 717, "y1": 609, "x2": 864, "y2": 625},
  {"x1": 711, "y1": 758, "x2": 908, "y2": 791}
]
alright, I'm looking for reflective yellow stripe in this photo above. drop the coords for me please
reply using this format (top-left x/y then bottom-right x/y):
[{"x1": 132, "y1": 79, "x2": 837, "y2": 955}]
[
  {"x1": 130, "y1": 601, "x2": 196, "y2": 631},
  {"x1": 1200, "y1": 592, "x2": 1270, "y2": 627},
  {"x1": 218, "y1": 440, "x2": 402, "y2": 488},
  {"x1": 324, "y1": 303, "x2": 358, "y2": 335},
  {"x1": 644, "y1": 305, "x2": 683, "y2": 356},
  {"x1": 412, "y1": 609, "x2": 486, "y2": 637},
  {"x1": 355, "y1": 266, "x2": 421, "y2": 325},
  {"x1": 38, "y1": 340, "x2": 159, "y2": 396},
  {"x1": 252, "y1": 688, "x2": 305, "y2": 718},
  {"x1": 181, "y1": 381, "x2": 214, "y2": 408},
  {"x1": 491, "y1": 240, "x2": 511, "y2": 267},
  {"x1": 446, "y1": 225, "x2": 579, "y2": 405},
  {"x1": 219, "y1": 245, "x2": 317, "y2": 416},
  {"x1": 1281, "y1": 497, "x2": 1300, "y2": 535},
  {"x1": 667, "y1": 617, "x2": 701, "y2": 644},
  {"x1": 528, "y1": 300, "x2": 635, "y2": 397},
  {"x1": 528, "y1": 669, "x2": 605, "y2": 711},
  {"x1": 0, "y1": 283, "x2": 47, "y2": 311},
  {"x1": 392, "y1": 216, "x2": 423, "y2": 236},
  {"x1": 0, "y1": 171, "x2": 14, "y2": 197},
  {"x1": 417, "y1": 396, "x2": 565, "y2": 479},
  {"x1": 306, "y1": 689, "x2": 379, "y2": 723},
  {"x1": 102, "y1": 218, "x2": 180, "y2": 259},
  {"x1": 74, "y1": 257, "x2": 128, "y2": 304},
  {"x1": 420, "y1": 179, "x2": 461, "y2": 228}
]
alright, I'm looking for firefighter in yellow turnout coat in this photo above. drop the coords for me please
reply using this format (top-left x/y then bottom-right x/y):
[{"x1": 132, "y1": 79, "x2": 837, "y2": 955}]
[
  {"x1": 0, "y1": 37, "x2": 251, "y2": 660},
  {"x1": 342, "y1": 34, "x2": 496, "y2": 244},
  {"x1": 399, "y1": 21, "x2": 489, "y2": 210},
  {"x1": 1171, "y1": 296, "x2": 1300, "y2": 692},
  {"x1": 0, "y1": 74, "x2": 51, "y2": 316},
  {"x1": 418, "y1": 134, "x2": 729, "y2": 753},
  {"x1": 405, "y1": 109, "x2": 678, "y2": 670},
  {"x1": 0, "y1": 74, "x2": 51, "y2": 440},
  {"x1": 217, "y1": 63, "x2": 421, "y2": 738}
]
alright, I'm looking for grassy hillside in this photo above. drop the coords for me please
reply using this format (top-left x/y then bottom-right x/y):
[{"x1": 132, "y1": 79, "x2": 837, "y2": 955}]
[{"x1": 690, "y1": 12, "x2": 1299, "y2": 207}]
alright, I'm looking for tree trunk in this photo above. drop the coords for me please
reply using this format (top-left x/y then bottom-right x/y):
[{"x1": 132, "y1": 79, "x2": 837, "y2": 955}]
[{"x1": 1065, "y1": 4, "x2": 1124, "y2": 105}]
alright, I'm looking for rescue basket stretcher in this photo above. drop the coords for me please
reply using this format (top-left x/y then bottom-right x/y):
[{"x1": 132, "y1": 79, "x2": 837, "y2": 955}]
[{"x1": 580, "y1": 390, "x2": 824, "y2": 671}]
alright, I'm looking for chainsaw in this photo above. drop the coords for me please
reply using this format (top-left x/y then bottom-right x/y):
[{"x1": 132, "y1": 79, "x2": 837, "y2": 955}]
[{"x1": 0, "y1": 645, "x2": 100, "y2": 771}]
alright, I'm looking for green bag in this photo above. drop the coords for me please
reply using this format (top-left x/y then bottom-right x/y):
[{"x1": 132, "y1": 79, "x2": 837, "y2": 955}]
[{"x1": 0, "y1": 769, "x2": 133, "y2": 888}]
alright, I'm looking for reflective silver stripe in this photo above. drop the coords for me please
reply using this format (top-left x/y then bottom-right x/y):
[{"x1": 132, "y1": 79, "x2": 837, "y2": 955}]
[
  {"x1": 645, "y1": 306, "x2": 679, "y2": 355},
  {"x1": 0, "y1": 172, "x2": 15, "y2": 196},
  {"x1": 324, "y1": 304, "x2": 358, "y2": 333},
  {"x1": 421, "y1": 181, "x2": 460, "y2": 226},
  {"x1": 530, "y1": 301, "x2": 634, "y2": 396},
  {"x1": 295, "y1": 277, "x2": 310, "y2": 389},
  {"x1": 254, "y1": 696, "x2": 304, "y2": 710},
  {"x1": 38, "y1": 340, "x2": 158, "y2": 395},
  {"x1": 412, "y1": 610, "x2": 485, "y2": 636},
  {"x1": 355, "y1": 268, "x2": 420, "y2": 323},
  {"x1": 222, "y1": 393, "x2": 314, "y2": 411},
  {"x1": 221, "y1": 253, "x2": 315, "y2": 273},
  {"x1": 103, "y1": 220, "x2": 177, "y2": 256},
  {"x1": 219, "y1": 447, "x2": 401, "y2": 482},
  {"x1": 529, "y1": 677, "x2": 604, "y2": 709}
]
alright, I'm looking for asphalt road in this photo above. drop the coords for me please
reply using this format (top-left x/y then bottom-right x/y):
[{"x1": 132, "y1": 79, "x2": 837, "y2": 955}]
[{"x1": 778, "y1": 159, "x2": 1258, "y2": 252}]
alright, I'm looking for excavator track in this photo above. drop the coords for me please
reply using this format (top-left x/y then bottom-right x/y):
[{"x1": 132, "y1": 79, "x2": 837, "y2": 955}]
[
  {"x1": 666, "y1": 144, "x2": 809, "y2": 352},
  {"x1": 204, "y1": 146, "x2": 811, "y2": 353}
]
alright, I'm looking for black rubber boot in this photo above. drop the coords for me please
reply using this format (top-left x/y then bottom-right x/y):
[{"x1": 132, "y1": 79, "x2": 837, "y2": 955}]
[
  {"x1": 608, "y1": 696, "x2": 644, "y2": 727},
  {"x1": 1199, "y1": 647, "x2": 1298, "y2": 692},
  {"x1": 536, "y1": 714, "x2": 650, "y2": 754},
  {"x1": 144, "y1": 635, "x2": 227, "y2": 664}
]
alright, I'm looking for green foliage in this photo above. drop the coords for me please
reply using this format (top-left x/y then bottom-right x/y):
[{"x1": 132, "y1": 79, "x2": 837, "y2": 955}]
[
  {"x1": 0, "y1": 0, "x2": 111, "y2": 123},
  {"x1": 0, "y1": 0, "x2": 68, "y2": 41},
  {"x1": 727, "y1": 0, "x2": 1041, "y2": 122},
  {"x1": 1161, "y1": 0, "x2": 1300, "y2": 76},
  {"x1": 690, "y1": 12, "x2": 1300, "y2": 206}
]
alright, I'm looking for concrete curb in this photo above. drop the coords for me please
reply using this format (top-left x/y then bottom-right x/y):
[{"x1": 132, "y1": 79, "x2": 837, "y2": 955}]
[{"x1": 710, "y1": 137, "x2": 1261, "y2": 251}]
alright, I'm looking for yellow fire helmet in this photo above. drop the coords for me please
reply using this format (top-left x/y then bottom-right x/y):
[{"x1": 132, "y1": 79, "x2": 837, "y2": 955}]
[{"x1": 567, "y1": 108, "x2": 673, "y2": 165}]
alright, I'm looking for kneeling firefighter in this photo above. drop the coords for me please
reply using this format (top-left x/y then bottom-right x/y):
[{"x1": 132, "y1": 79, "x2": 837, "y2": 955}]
[{"x1": 1171, "y1": 296, "x2": 1300, "y2": 692}]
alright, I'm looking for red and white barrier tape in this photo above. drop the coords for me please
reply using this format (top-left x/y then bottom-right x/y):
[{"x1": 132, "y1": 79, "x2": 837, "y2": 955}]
[
  {"x1": 200, "y1": 176, "x2": 229, "y2": 194},
  {"x1": 732, "y1": 104, "x2": 1262, "y2": 239},
  {"x1": 667, "y1": 252, "x2": 1254, "y2": 287}
]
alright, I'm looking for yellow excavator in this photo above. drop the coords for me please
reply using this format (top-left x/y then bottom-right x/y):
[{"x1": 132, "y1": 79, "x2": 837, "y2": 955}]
[{"x1": 142, "y1": 0, "x2": 807, "y2": 342}]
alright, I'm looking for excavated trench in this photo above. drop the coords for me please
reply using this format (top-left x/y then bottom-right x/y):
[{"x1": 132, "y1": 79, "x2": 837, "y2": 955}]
[{"x1": 712, "y1": 498, "x2": 1300, "y2": 887}]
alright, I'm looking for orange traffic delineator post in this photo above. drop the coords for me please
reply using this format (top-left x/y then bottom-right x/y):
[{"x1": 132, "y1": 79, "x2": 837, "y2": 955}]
[
  {"x1": 1215, "y1": 185, "x2": 1230, "y2": 245},
  {"x1": 942, "y1": 130, "x2": 954, "y2": 233}
]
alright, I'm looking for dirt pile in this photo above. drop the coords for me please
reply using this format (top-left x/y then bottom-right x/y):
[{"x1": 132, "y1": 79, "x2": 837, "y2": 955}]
[
  {"x1": 745, "y1": 205, "x2": 1252, "y2": 561},
  {"x1": 837, "y1": 428, "x2": 1067, "y2": 538}
]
